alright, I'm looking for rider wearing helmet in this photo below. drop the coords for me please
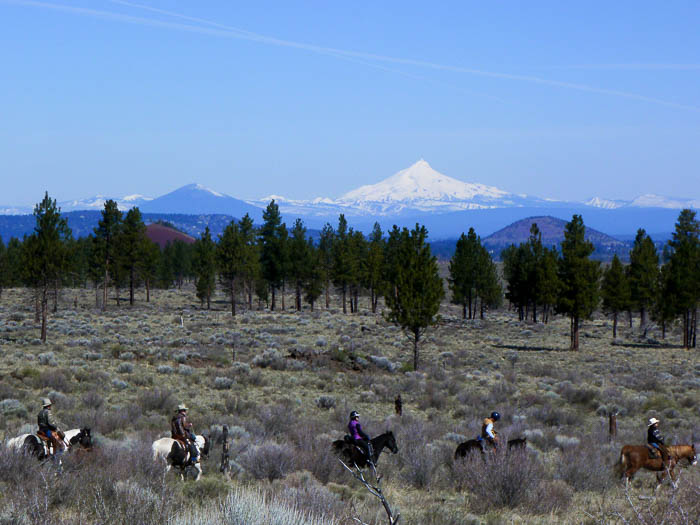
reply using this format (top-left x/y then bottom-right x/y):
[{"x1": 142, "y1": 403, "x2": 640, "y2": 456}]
[
  {"x1": 348, "y1": 411, "x2": 374, "y2": 465},
  {"x1": 171, "y1": 404, "x2": 199, "y2": 465},
  {"x1": 37, "y1": 398, "x2": 65, "y2": 456},
  {"x1": 647, "y1": 417, "x2": 669, "y2": 468},
  {"x1": 481, "y1": 411, "x2": 501, "y2": 449}
]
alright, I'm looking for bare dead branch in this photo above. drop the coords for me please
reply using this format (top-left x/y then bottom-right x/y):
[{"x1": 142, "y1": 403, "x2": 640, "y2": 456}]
[{"x1": 338, "y1": 458, "x2": 400, "y2": 525}]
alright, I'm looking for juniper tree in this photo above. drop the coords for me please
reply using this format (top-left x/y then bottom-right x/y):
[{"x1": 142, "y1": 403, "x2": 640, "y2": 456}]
[
  {"x1": 93, "y1": 200, "x2": 122, "y2": 310},
  {"x1": 665, "y1": 209, "x2": 700, "y2": 348},
  {"x1": 601, "y1": 254, "x2": 630, "y2": 339},
  {"x1": 384, "y1": 224, "x2": 444, "y2": 371},
  {"x1": 25, "y1": 193, "x2": 72, "y2": 343},
  {"x1": 193, "y1": 226, "x2": 216, "y2": 309},
  {"x1": 556, "y1": 215, "x2": 601, "y2": 351},
  {"x1": 258, "y1": 200, "x2": 287, "y2": 310},
  {"x1": 628, "y1": 229, "x2": 659, "y2": 331}
]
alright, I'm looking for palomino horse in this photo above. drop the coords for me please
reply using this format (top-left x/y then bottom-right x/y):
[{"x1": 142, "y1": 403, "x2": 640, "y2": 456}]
[
  {"x1": 332, "y1": 431, "x2": 398, "y2": 469},
  {"x1": 7, "y1": 428, "x2": 93, "y2": 460},
  {"x1": 152, "y1": 435, "x2": 210, "y2": 481},
  {"x1": 454, "y1": 437, "x2": 527, "y2": 459},
  {"x1": 618, "y1": 444, "x2": 697, "y2": 487}
]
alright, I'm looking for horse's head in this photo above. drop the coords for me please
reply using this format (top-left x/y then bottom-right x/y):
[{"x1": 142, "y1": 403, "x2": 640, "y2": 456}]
[
  {"x1": 385, "y1": 431, "x2": 398, "y2": 454},
  {"x1": 78, "y1": 428, "x2": 93, "y2": 449}
]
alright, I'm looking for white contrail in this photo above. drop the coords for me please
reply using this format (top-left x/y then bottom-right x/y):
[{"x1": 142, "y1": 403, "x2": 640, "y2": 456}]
[
  {"x1": 5, "y1": 0, "x2": 699, "y2": 112},
  {"x1": 542, "y1": 64, "x2": 700, "y2": 71}
]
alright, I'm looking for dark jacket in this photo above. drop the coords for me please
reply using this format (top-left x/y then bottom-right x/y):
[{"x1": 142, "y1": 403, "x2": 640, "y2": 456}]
[
  {"x1": 171, "y1": 412, "x2": 193, "y2": 439},
  {"x1": 647, "y1": 425, "x2": 665, "y2": 446},
  {"x1": 38, "y1": 408, "x2": 58, "y2": 432}
]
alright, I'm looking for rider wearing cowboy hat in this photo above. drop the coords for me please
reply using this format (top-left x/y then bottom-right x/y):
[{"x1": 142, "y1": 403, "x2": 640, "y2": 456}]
[
  {"x1": 37, "y1": 398, "x2": 65, "y2": 456},
  {"x1": 348, "y1": 411, "x2": 374, "y2": 465},
  {"x1": 647, "y1": 417, "x2": 669, "y2": 468},
  {"x1": 171, "y1": 404, "x2": 199, "y2": 465}
]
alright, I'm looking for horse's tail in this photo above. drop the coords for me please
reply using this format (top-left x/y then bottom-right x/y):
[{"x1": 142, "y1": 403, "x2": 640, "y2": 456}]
[{"x1": 615, "y1": 449, "x2": 627, "y2": 477}]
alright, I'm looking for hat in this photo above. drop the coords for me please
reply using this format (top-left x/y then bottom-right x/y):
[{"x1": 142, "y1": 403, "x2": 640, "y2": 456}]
[
  {"x1": 177, "y1": 404, "x2": 188, "y2": 411},
  {"x1": 42, "y1": 398, "x2": 52, "y2": 407},
  {"x1": 648, "y1": 417, "x2": 660, "y2": 426}
]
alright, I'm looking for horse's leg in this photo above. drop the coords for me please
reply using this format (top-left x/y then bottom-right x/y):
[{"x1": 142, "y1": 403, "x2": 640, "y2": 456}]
[{"x1": 194, "y1": 463, "x2": 202, "y2": 481}]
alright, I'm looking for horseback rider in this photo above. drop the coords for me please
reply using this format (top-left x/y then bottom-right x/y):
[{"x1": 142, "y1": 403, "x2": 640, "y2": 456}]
[
  {"x1": 647, "y1": 417, "x2": 669, "y2": 468},
  {"x1": 348, "y1": 411, "x2": 374, "y2": 465},
  {"x1": 481, "y1": 411, "x2": 501, "y2": 449},
  {"x1": 37, "y1": 398, "x2": 65, "y2": 456},
  {"x1": 171, "y1": 404, "x2": 199, "y2": 465}
]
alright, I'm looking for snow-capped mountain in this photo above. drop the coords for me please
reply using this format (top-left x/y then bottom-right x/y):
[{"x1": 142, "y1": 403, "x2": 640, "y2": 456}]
[
  {"x1": 252, "y1": 160, "x2": 551, "y2": 218},
  {"x1": 58, "y1": 194, "x2": 153, "y2": 212},
  {"x1": 140, "y1": 183, "x2": 263, "y2": 218},
  {"x1": 585, "y1": 194, "x2": 700, "y2": 210}
]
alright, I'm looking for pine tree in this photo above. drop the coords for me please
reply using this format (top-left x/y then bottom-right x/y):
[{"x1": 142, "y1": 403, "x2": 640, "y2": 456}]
[
  {"x1": 448, "y1": 228, "x2": 481, "y2": 319},
  {"x1": 384, "y1": 224, "x2": 444, "y2": 371},
  {"x1": 119, "y1": 207, "x2": 147, "y2": 306},
  {"x1": 365, "y1": 222, "x2": 385, "y2": 313},
  {"x1": 665, "y1": 209, "x2": 700, "y2": 348},
  {"x1": 238, "y1": 214, "x2": 259, "y2": 310},
  {"x1": 258, "y1": 200, "x2": 287, "y2": 310},
  {"x1": 652, "y1": 261, "x2": 676, "y2": 340},
  {"x1": 332, "y1": 215, "x2": 352, "y2": 314},
  {"x1": 501, "y1": 243, "x2": 531, "y2": 321},
  {"x1": 475, "y1": 244, "x2": 502, "y2": 318},
  {"x1": 628, "y1": 229, "x2": 659, "y2": 331},
  {"x1": 536, "y1": 247, "x2": 560, "y2": 323},
  {"x1": 193, "y1": 226, "x2": 216, "y2": 309},
  {"x1": 288, "y1": 218, "x2": 311, "y2": 311},
  {"x1": 347, "y1": 228, "x2": 367, "y2": 313},
  {"x1": 303, "y1": 239, "x2": 324, "y2": 310},
  {"x1": 4, "y1": 238, "x2": 23, "y2": 288},
  {"x1": 218, "y1": 221, "x2": 246, "y2": 315},
  {"x1": 556, "y1": 215, "x2": 601, "y2": 350},
  {"x1": 158, "y1": 242, "x2": 175, "y2": 289},
  {"x1": 318, "y1": 223, "x2": 335, "y2": 309},
  {"x1": 93, "y1": 200, "x2": 122, "y2": 310},
  {"x1": 139, "y1": 239, "x2": 161, "y2": 302},
  {"x1": 25, "y1": 193, "x2": 72, "y2": 342},
  {"x1": 601, "y1": 254, "x2": 630, "y2": 339}
]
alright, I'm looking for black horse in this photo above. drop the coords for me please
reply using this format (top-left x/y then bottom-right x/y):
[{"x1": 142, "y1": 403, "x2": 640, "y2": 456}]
[
  {"x1": 454, "y1": 437, "x2": 527, "y2": 459},
  {"x1": 15, "y1": 427, "x2": 93, "y2": 460},
  {"x1": 332, "y1": 431, "x2": 398, "y2": 469}
]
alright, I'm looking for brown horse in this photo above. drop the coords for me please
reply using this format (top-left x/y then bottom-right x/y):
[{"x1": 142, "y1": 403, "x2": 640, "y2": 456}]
[{"x1": 618, "y1": 444, "x2": 697, "y2": 487}]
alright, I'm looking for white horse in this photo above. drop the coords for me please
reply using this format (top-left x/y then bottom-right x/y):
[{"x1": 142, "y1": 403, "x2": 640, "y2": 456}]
[
  {"x1": 7, "y1": 428, "x2": 92, "y2": 460},
  {"x1": 152, "y1": 435, "x2": 209, "y2": 481}
]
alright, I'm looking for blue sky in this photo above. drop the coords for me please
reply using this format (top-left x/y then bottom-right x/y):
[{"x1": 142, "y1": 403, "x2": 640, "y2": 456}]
[{"x1": 1, "y1": 0, "x2": 699, "y2": 206}]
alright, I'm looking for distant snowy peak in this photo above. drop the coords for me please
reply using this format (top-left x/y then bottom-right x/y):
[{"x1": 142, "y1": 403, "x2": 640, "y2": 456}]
[
  {"x1": 58, "y1": 194, "x2": 153, "y2": 212},
  {"x1": 585, "y1": 194, "x2": 699, "y2": 210},
  {"x1": 183, "y1": 183, "x2": 225, "y2": 198},
  {"x1": 584, "y1": 197, "x2": 625, "y2": 210},
  {"x1": 339, "y1": 159, "x2": 510, "y2": 204}
]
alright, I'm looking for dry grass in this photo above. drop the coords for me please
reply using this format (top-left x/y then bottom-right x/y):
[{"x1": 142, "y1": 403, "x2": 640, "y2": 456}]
[{"x1": 0, "y1": 285, "x2": 698, "y2": 524}]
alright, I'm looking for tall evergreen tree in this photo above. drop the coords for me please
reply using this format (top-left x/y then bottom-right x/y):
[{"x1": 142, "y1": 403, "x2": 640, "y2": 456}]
[
  {"x1": 365, "y1": 222, "x2": 385, "y2": 313},
  {"x1": 475, "y1": 244, "x2": 502, "y2": 318},
  {"x1": 139, "y1": 239, "x2": 161, "y2": 302},
  {"x1": 601, "y1": 254, "x2": 630, "y2": 339},
  {"x1": 652, "y1": 260, "x2": 676, "y2": 340},
  {"x1": 332, "y1": 214, "x2": 352, "y2": 314},
  {"x1": 347, "y1": 228, "x2": 367, "y2": 313},
  {"x1": 25, "y1": 193, "x2": 72, "y2": 342},
  {"x1": 303, "y1": 239, "x2": 324, "y2": 310},
  {"x1": 556, "y1": 215, "x2": 601, "y2": 351},
  {"x1": 536, "y1": 247, "x2": 560, "y2": 323},
  {"x1": 288, "y1": 218, "x2": 311, "y2": 311},
  {"x1": 158, "y1": 241, "x2": 176, "y2": 289},
  {"x1": 193, "y1": 226, "x2": 216, "y2": 309},
  {"x1": 628, "y1": 229, "x2": 659, "y2": 330},
  {"x1": 238, "y1": 214, "x2": 259, "y2": 310},
  {"x1": 501, "y1": 243, "x2": 531, "y2": 321},
  {"x1": 4, "y1": 238, "x2": 23, "y2": 288},
  {"x1": 93, "y1": 200, "x2": 122, "y2": 310},
  {"x1": 119, "y1": 207, "x2": 147, "y2": 306},
  {"x1": 258, "y1": 200, "x2": 287, "y2": 310},
  {"x1": 384, "y1": 224, "x2": 444, "y2": 371},
  {"x1": 665, "y1": 209, "x2": 700, "y2": 348},
  {"x1": 318, "y1": 223, "x2": 335, "y2": 309},
  {"x1": 218, "y1": 221, "x2": 246, "y2": 315},
  {"x1": 448, "y1": 228, "x2": 481, "y2": 319}
]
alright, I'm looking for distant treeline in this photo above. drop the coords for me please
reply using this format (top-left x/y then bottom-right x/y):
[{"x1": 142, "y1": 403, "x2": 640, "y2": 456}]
[{"x1": 0, "y1": 194, "x2": 698, "y2": 353}]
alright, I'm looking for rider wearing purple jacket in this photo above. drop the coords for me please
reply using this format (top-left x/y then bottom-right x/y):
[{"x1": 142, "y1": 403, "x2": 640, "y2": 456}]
[{"x1": 348, "y1": 411, "x2": 374, "y2": 464}]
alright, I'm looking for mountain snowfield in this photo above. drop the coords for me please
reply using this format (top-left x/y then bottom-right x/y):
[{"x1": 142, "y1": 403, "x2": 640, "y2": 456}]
[{"x1": 1, "y1": 160, "x2": 697, "y2": 217}]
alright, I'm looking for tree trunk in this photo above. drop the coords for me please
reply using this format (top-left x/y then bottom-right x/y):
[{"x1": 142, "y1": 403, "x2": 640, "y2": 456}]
[
  {"x1": 325, "y1": 279, "x2": 330, "y2": 309},
  {"x1": 271, "y1": 287, "x2": 276, "y2": 311},
  {"x1": 613, "y1": 312, "x2": 618, "y2": 339},
  {"x1": 231, "y1": 281, "x2": 236, "y2": 316},
  {"x1": 532, "y1": 303, "x2": 537, "y2": 323},
  {"x1": 413, "y1": 331, "x2": 420, "y2": 371},
  {"x1": 640, "y1": 307, "x2": 646, "y2": 333},
  {"x1": 146, "y1": 279, "x2": 150, "y2": 303},
  {"x1": 40, "y1": 286, "x2": 48, "y2": 343},
  {"x1": 342, "y1": 285, "x2": 347, "y2": 314},
  {"x1": 692, "y1": 307, "x2": 697, "y2": 348},
  {"x1": 661, "y1": 319, "x2": 666, "y2": 340},
  {"x1": 34, "y1": 289, "x2": 40, "y2": 323},
  {"x1": 103, "y1": 262, "x2": 108, "y2": 311},
  {"x1": 281, "y1": 282, "x2": 285, "y2": 311},
  {"x1": 462, "y1": 304, "x2": 467, "y2": 320},
  {"x1": 295, "y1": 282, "x2": 301, "y2": 311},
  {"x1": 571, "y1": 315, "x2": 580, "y2": 351},
  {"x1": 480, "y1": 299, "x2": 485, "y2": 320},
  {"x1": 468, "y1": 291, "x2": 472, "y2": 319},
  {"x1": 52, "y1": 279, "x2": 58, "y2": 313},
  {"x1": 129, "y1": 266, "x2": 135, "y2": 306}
]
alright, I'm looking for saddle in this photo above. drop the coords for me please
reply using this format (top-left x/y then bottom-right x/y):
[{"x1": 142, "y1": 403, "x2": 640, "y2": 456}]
[
  {"x1": 343, "y1": 435, "x2": 369, "y2": 457},
  {"x1": 647, "y1": 444, "x2": 661, "y2": 459}
]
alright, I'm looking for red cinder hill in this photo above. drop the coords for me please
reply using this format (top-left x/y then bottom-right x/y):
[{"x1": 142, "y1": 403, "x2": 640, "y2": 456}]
[{"x1": 145, "y1": 223, "x2": 196, "y2": 249}]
